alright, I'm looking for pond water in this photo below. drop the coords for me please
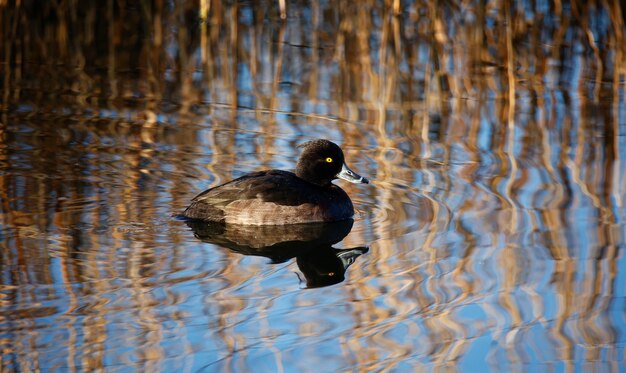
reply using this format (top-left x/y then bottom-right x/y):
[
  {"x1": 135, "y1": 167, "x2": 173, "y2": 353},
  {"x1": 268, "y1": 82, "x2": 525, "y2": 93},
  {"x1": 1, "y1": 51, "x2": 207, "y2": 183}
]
[{"x1": 1, "y1": 1, "x2": 625, "y2": 371}]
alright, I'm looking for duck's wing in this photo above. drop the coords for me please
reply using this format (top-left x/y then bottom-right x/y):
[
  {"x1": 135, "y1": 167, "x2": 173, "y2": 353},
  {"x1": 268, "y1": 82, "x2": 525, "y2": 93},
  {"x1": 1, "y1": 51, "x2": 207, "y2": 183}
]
[
  {"x1": 183, "y1": 170, "x2": 315, "y2": 222},
  {"x1": 191, "y1": 170, "x2": 311, "y2": 205}
]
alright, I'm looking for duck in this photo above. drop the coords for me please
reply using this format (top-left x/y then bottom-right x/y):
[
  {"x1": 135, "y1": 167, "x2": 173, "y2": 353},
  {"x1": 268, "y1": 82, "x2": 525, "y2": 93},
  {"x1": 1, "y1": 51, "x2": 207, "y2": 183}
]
[{"x1": 182, "y1": 139, "x2": 369, "y2": 225}]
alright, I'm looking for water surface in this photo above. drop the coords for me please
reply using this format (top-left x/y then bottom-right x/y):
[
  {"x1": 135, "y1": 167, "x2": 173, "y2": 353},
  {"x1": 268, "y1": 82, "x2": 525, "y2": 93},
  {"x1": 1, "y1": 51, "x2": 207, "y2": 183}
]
[{"x1": 1, "y1": 1, "x2": 625, "y2": 371}]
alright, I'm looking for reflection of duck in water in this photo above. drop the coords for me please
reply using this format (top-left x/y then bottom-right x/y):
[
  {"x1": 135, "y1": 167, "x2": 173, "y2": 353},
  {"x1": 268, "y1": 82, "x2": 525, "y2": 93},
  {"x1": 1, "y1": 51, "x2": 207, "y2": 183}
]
[
  {"x1": 186, "y1": 219, "x2": 368, "y2": 288},
  {"x1": 295, "y1": 245, "x2": 368, "y2": 288}
]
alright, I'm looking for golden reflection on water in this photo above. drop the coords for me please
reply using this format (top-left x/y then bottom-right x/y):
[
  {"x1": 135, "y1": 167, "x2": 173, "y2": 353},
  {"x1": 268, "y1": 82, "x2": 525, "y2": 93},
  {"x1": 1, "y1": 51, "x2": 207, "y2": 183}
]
[{"x1": 1, "y1": 0, "x2": 625, "y2": 371}]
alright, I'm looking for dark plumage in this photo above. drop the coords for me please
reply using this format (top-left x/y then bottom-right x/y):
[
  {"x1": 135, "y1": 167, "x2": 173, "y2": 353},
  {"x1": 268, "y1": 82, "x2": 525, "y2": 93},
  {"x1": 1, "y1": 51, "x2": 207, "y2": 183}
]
[{"x1": 182, "y1": 139, "x2": 369, "y2": 225}]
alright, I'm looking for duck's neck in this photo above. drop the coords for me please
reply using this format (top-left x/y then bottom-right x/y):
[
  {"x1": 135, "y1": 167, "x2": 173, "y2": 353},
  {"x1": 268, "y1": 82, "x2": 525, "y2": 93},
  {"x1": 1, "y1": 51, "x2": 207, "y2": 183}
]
[{"x1": 295, "y1": 163, "x2": 332, "y2": 187}]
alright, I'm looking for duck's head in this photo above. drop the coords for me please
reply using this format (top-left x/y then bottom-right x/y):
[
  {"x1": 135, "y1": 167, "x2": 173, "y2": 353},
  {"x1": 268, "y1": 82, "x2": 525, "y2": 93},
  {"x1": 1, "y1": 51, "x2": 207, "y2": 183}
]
[{"x1": 296, "y1": 139, "x2": 369, "y2": 187}]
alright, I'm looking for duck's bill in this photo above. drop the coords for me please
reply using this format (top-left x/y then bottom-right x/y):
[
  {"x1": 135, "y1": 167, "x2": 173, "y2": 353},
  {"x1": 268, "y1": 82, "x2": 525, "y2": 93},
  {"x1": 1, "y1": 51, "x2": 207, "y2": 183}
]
[{"x1": 337, "y1": 163, "x2": 369, "y2": 184}]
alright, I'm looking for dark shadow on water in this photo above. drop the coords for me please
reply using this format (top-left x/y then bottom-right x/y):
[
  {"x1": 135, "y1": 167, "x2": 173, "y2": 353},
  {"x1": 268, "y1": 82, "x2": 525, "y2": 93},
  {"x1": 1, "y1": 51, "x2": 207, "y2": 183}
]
[{"x1": 185, "y1": 219, "x2": 368, "y2": 288}]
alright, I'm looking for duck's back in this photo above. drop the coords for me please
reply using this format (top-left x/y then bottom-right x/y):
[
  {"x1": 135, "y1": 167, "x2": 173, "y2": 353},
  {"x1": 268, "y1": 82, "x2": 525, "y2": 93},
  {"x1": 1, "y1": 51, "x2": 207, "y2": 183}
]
[{"x1": 182, "y1": 170, "x2": 354, "y2": 225}]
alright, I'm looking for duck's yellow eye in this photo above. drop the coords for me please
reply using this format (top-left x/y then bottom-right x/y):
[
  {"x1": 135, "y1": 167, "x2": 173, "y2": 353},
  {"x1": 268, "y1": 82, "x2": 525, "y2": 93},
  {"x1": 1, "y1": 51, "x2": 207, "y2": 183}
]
[{"x1": 326, "y1": 157, "x2": 333, "y2": 163}]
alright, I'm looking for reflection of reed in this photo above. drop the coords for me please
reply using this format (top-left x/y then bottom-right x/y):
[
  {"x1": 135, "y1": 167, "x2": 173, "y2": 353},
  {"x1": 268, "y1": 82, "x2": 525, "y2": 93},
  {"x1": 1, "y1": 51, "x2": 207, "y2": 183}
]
[{"x1": 1, "y1": 0, "x2": 625, "y2": 371}]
